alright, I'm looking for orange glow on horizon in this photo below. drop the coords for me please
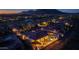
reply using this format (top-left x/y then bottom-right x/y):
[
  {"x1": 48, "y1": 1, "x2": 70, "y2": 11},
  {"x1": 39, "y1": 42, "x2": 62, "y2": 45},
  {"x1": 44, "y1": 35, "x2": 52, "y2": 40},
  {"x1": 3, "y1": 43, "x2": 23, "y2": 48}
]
[{"x1": 0, "y1": 10, "x2": 17, "y2": 14}]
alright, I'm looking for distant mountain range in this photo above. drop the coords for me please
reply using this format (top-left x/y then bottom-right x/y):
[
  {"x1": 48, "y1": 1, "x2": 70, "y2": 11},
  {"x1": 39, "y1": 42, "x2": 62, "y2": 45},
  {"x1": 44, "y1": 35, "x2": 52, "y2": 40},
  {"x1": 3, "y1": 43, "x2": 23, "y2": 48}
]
[
  {"x1": 20, "y1": 9, "x2": 79, "y2": 15},
  {"x1": 21, "y1": 9, "x2": 65, "y2": 14}
]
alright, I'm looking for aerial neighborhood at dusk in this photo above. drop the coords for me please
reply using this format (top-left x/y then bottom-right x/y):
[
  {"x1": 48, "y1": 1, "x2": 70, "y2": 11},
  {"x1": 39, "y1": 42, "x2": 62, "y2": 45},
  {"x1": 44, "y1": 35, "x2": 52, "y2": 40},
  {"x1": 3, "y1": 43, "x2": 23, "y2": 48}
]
[{"x1": 0, "y1": 9, "x2": 79, "y2": 50}]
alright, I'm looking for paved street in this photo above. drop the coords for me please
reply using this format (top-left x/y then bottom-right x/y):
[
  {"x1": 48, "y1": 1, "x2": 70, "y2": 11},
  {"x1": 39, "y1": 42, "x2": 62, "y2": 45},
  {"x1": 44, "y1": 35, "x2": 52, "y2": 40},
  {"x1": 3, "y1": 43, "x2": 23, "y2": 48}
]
[{"x1": 41, "y1": 40, "x2": 64, "y2": 50}]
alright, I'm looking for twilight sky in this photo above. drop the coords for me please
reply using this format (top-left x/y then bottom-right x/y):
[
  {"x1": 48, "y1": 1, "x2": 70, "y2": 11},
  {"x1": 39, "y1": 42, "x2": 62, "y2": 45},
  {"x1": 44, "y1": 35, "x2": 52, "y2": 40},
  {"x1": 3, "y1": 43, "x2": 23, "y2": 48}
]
[
  {"x1": 0, "y1": 9, "x2": 36, "y2": 14},
  {"x1": 0, "y1": 9, "x2": 79, "y2": 14}
]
